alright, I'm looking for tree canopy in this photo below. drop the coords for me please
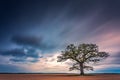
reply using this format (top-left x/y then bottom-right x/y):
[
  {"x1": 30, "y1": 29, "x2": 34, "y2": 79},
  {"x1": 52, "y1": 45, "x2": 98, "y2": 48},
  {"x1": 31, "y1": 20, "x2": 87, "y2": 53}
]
[{"x1": 57, "y1": 43, "x2": 109, "y2": 75}]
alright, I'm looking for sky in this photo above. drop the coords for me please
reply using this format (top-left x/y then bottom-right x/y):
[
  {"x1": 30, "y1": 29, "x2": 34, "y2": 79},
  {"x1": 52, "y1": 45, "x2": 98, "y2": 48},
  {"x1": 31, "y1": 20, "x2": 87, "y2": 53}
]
[{"x1": 0, "y1": 0, "x2": 120, "y2": 73}]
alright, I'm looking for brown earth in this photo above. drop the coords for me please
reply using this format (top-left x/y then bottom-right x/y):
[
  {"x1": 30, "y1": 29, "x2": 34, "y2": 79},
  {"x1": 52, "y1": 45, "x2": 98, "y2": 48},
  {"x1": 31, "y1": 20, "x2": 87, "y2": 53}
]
[{"x1": 0, "y1": 74, "x2": 120, "y2": 80}]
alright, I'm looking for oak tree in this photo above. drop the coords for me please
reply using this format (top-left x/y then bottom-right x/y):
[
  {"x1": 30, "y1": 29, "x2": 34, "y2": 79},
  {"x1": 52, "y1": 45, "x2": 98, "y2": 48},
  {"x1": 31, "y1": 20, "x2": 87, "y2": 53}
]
[{"x1": 57, "y1": 44, "x2": 109, "y2": 75}]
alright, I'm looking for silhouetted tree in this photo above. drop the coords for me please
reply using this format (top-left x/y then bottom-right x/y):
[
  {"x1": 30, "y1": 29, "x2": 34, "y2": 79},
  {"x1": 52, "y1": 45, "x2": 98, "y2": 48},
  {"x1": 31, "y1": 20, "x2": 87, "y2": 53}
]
[{"x1": 57, "y1": 44, "x2": 109, "y2": 75}]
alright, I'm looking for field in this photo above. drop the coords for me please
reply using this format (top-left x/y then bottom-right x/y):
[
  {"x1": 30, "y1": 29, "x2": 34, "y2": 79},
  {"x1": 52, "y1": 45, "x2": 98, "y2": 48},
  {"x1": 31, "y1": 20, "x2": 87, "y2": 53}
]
[{"x1": 0, "y1": 74, "x2": 120, "y2": 80}]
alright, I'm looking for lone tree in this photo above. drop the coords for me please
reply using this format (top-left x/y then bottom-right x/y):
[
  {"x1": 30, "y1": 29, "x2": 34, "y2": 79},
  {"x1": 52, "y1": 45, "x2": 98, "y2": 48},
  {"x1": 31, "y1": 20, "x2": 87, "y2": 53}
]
[{"x1": 57, "y1": 44, "x2": 109, "y2": 75}]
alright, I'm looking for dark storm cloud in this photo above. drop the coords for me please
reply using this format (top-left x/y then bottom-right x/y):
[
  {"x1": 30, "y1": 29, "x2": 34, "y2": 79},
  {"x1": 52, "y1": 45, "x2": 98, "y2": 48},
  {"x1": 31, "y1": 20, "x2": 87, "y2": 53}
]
[
  {"x1": 25, "y1": 48, "x2": 41, "y2": 58},
  {"x1": 0, "y1": 48, "x2": 39, "y2": 58},
  {"x1": 11, "y1": 35, "x2": 57, "y2": 51},
  {"x1": 12, "y1": 35, "x2": 42, "y2": 47},
  {"x1": 0, "y1": 48, "x2": 25, "y2": 57},
  {"x1": 0, "y1": 48, "x2": 41, "y2": 62},
  {"x1": 0, "y1": 0, "x2": 120, "y2": 49}
]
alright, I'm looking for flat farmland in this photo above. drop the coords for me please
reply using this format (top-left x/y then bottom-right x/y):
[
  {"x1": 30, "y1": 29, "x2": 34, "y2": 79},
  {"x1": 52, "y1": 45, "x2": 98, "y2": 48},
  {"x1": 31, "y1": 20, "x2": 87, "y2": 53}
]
[{"x1": 0, "y1": 74, "x2": 120, "y2": 80}]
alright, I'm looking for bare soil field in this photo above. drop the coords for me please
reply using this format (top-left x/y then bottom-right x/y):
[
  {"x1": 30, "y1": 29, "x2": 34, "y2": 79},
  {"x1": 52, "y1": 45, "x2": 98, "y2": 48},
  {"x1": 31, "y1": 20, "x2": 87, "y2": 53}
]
[{"x1": 0, "y1": 74, "x2": 120, "y2": 80}]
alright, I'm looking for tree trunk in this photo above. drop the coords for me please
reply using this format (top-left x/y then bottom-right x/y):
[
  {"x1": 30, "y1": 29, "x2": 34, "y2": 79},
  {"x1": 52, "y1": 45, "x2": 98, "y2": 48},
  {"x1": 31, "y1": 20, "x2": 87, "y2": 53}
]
[{"x1": 79, "y1": 63, "x2": 84, "y2": 75}]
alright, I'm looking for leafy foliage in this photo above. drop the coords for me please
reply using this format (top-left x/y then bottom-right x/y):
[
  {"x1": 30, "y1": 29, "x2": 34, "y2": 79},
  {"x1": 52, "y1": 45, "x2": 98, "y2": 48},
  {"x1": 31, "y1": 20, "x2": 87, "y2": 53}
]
[{"x1": 57, "y1": 43, "x2": 109, "y2": 75}]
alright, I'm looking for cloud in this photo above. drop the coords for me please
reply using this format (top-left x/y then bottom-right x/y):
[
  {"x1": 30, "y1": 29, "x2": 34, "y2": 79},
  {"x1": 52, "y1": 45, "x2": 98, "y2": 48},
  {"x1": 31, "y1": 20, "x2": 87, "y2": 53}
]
[
  {"x1": 0, "y1": 48, "x2": 40, "y2": 58},
  {"x1": 0, "y1": 48, "x2": 42, "y2": 63},
  {"x1": 109, "y1": 52, "x2": 120, "y2": 64},
  {"x1": 12, "y1": 35, "x2": 42, "y2": 47},
  {"x1": 10, "y1": 57, "x2": 39, "y2": 63},
  {"x1": 0, "y1": 49, "x2": 25, "y2": 57},
  {"x1": 0, "y1": 49, "x2": 120, "y2": 73},
  {"x1": 0, "y1": 34, "x2": 58, "y2": 64},
  {"x1": 0, "y1": 55, "x2": 11, "y2": 65},
  {"x1": 11, "y1": 35, "x2": 57, "y2": 51},
  {"x1": 23, "y1": 52, "x2": 73, "y2": 73}
]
